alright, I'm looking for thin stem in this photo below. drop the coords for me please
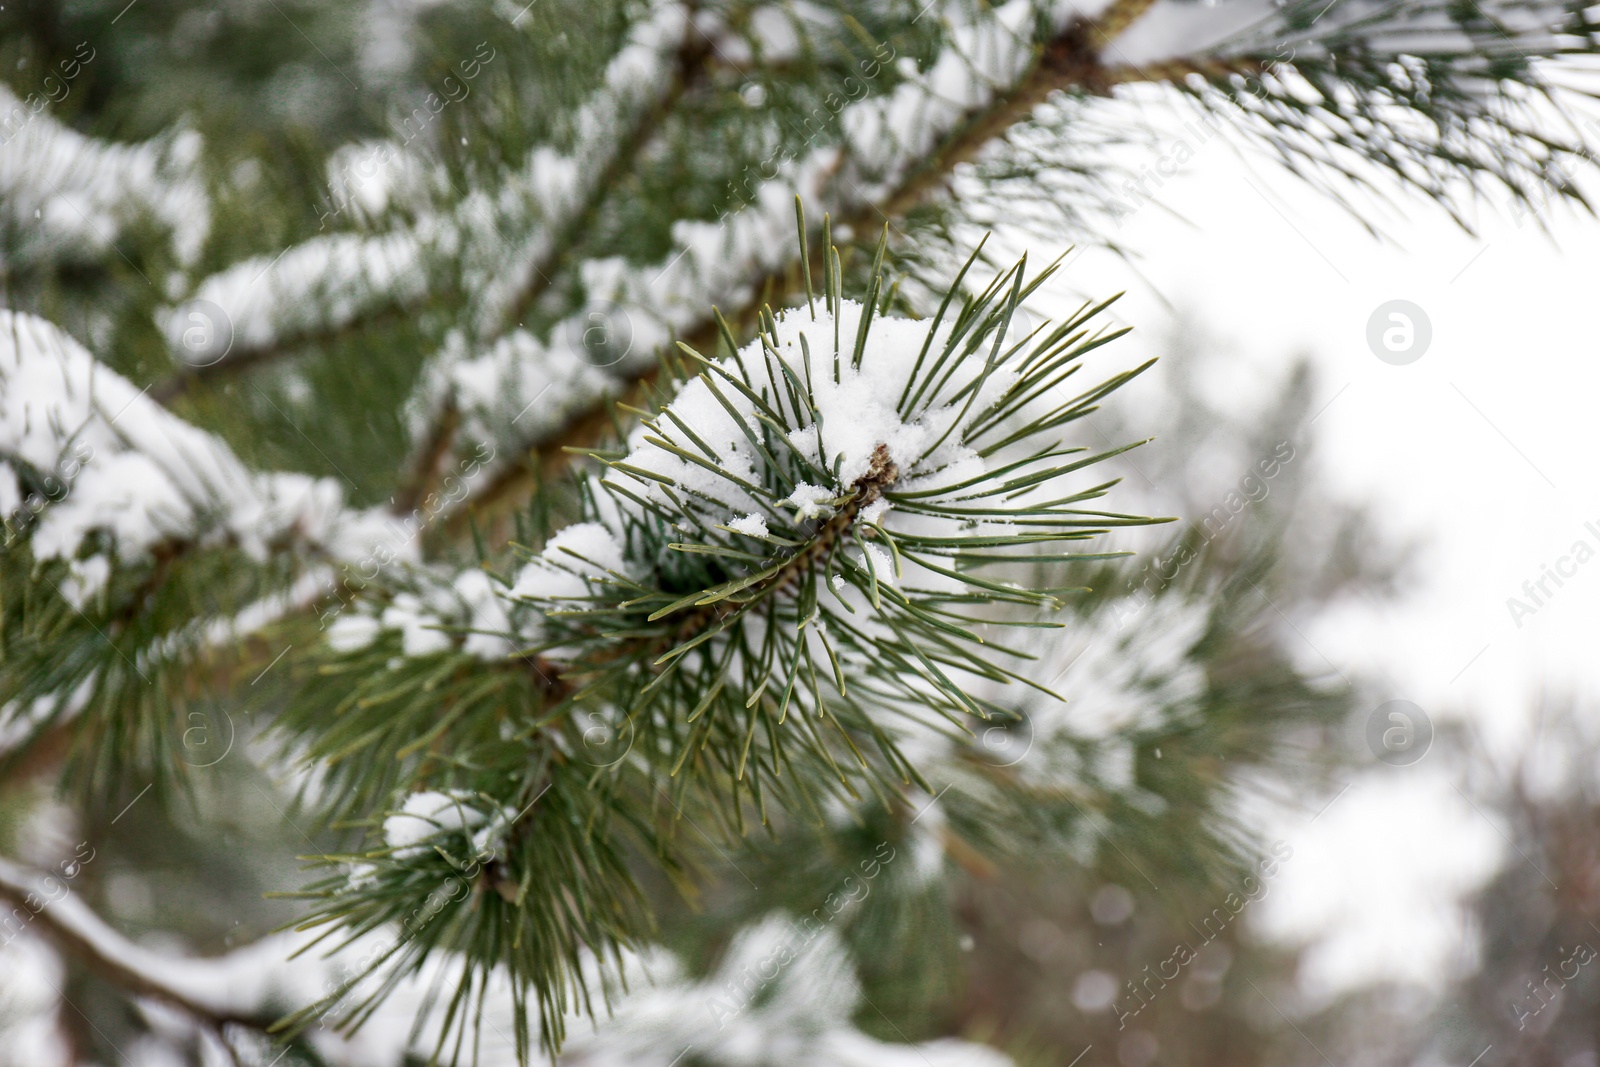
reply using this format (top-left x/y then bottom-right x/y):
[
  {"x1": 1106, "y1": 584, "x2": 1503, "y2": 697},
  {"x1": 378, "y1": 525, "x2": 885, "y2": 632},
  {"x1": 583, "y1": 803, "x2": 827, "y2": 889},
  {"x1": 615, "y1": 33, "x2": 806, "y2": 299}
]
[{"x1": 0, "y1": 855, "x2": 281, "y2": 1031}]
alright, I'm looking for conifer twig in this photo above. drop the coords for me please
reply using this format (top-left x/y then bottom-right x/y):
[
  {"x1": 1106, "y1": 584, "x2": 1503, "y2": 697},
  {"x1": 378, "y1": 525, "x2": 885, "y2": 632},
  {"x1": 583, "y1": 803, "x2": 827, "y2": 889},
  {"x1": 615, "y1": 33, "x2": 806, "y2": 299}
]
[
  {"x1": 493, "y1": 30, "x2": 714, "y2": 333},
  {"x1": 438, "y1": 2, "x2": 1168, "y2": 539},
  {"x1": 149, "y1": 24, "x2": 720, "y2": 406},
  {"x1": 0, "y1": 855, "x2": 281, "y2": 1031}
]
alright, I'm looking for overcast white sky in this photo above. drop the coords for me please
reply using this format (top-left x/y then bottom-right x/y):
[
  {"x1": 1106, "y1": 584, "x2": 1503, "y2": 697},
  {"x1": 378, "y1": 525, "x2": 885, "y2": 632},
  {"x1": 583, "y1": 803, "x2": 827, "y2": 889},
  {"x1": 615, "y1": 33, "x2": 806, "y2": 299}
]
[{"x1": 999, "y1": 105, "x2": 1600, "y2": 1001}]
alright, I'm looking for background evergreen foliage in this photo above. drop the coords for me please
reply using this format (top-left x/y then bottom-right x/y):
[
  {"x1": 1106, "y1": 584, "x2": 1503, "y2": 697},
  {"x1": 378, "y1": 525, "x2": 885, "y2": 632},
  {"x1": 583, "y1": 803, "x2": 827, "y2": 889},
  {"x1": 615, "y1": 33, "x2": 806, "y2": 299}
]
[{"x1": 0, "y1": 0, "x2": 1594, "y2": 1063}]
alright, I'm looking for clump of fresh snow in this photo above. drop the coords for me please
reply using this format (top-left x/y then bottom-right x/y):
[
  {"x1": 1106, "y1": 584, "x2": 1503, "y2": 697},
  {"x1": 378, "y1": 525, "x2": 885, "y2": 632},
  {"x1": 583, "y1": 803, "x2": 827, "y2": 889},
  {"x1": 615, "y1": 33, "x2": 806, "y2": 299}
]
[
  {"x1": 0, "y1": 311, "x2": 401, "y2": 602},
  {"x1": 727, "y1": 513, "x2": 768, "y2": 537},
  {"x1": 782, "y1": 482, "x2": 835, "y2": 520},
  {"x1": 382, "y1": 790, "x2": 509, "y2": 859},
  {"x1": 854, "y1": 542, "x2": 896, "y2": 585},
  {"x1": 1050, "y1": 595, "x2": 1209, "y2": 741},
  {"x1": 327, "y1": 613, "x2": 382, "y2": 654},
  {"x1": 381, "y1": 594, "x2": 453, "y2": 658},
  {"x1": 545, "y1": 521, "x2": 627, "y2": 572},
  {"x1": 503, "y1": 522, "x2": 636, "y2": 660},
  {"x1": 409, "y1": 326, "x2": 616, "y2": 461},
  {"x1": 0, "y1": 85, "x2": 210, "y2": 267},
  {"x1": 0, "y1": 462, "x2": 20, "y2": 517},
  {"x1": 452, "y1": 568, "x2": 514, "y2": 659},
  {"x1": 512, "y1": 521, "x2": 628, "y2": 602}
]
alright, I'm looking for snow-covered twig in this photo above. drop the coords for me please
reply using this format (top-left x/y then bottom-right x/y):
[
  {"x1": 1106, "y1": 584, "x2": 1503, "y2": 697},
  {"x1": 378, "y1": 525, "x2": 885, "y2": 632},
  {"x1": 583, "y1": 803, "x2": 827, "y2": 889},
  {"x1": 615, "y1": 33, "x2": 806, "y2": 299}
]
[
  {"x1": 0, "y1": 83, "x2": 209, "y2": 272},
  {"x1": 0, "y1": 855, "x2": 280, "y2": 1028},
  {"x1": 430, "y1": 0, "x2": 1159, "y2": 535},
  {"x1": 0, "y1": 311, "x2": 398, "y2": 587},
  {"x1": 152, "y1": 2, "x2": 717, "y2": 403}
]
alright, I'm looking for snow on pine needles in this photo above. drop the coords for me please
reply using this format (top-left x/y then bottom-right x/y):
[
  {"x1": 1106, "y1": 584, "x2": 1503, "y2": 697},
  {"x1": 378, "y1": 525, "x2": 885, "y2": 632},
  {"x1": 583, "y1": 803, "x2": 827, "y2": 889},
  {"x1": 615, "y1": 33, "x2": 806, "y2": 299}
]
[{"x1": 495, "y1": 235, "x2": 1166, "y2": 801}]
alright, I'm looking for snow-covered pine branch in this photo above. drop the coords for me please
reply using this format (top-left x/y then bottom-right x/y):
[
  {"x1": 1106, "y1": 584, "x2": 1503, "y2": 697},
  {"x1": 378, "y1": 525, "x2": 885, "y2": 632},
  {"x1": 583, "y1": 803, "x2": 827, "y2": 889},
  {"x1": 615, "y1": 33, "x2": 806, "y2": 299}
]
[
  {"x1": 1, "y1": 845, "x2": 1018, "y2": 1067},
  {"x1": 1, "y1": 0, "x2": 1590, "y2": 1060},
  {"x1": 133, "y1": 0, "x2": 1599, "y2": 545},
  {"x1": 1116, "y1": 0, "x2": 1600, "y2": 224},
  {"x1": 425, "y1": 0, "x2": 1600, "y2": 531},
  {"x1": 413, "y1": 0, "x2": 1125, "y2": 532},
  {"x1": 157, "y1": 5, "x2": 705, "y2": 393},
  {"x1": 0, "y1": 82, "x2": 209, "y2": 276},
  {"x1": 516, "y1": 244, "x2": 1159, "y2": 795},
  {"x1": 0, "y1": 311, "x2": 408, "y2": 778},
  {"x1": 137, "y1": 0, "x2": 1178, "y2": 541},
  {"x1": 277, "y1": 220, "x2": 1163, "y2": 1059}
]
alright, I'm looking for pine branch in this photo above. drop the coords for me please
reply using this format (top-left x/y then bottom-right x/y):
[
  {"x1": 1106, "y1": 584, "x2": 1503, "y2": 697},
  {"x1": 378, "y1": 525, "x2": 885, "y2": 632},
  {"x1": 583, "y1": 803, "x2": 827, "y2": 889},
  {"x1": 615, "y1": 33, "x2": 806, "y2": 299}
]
[
  {"x1": 1135, "y1": 0, "x2": 1600, "y2": 226},
  {"x1": 275, "y1": 220, "x2": 1165, "y2": 1059},
  {"x1": 434, "y1": 2, "x2": 1177, "y2": 540},
  {"x1": 148, "y1": 7, "x2": 721, "y2": 405},
  {"x1": 0, "y1": 854, "x2": 281, "y2": 1031},
  {"x1": 0, "y1": 311, "x2": 408, "y2": 790},
  {"x1": 426, "y1": 0, "x2": 1600, "y2": 540},
  {"x1": 152, "y1": 0, "x2": 1209, "y2": 550},
  {"x1": 493, "y1": 28, "x2": 715, "y2": 333}
]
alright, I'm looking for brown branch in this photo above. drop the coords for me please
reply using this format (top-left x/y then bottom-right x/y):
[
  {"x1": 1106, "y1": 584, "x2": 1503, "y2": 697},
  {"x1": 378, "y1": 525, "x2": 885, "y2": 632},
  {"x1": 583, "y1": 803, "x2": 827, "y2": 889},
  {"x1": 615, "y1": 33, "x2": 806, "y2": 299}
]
[
  {"x1": 660, "y1": 443, "x2": 899, "y2": 642},
  {"x1": 1092, "y1": 0, "x2": 1164, "y2": 43},
  {"x1": 150, "y1": 30, "x2": 718, "y2": 410},
  {"x1": 392, "y1": 398, "x2": 460, "y2": 517},
  {"x1": 0, "y1": 855, "x2": 281, "y2": 1032},
  {"x1": 1101, "y1": 55, "x2": 1267, "y2": 87},
  {"x1": 439, "y1": 1, "x2": 1182, "y2": 542},
  {"x1": 496, "y1": 32, "x2": 714, "y2": 333}
]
